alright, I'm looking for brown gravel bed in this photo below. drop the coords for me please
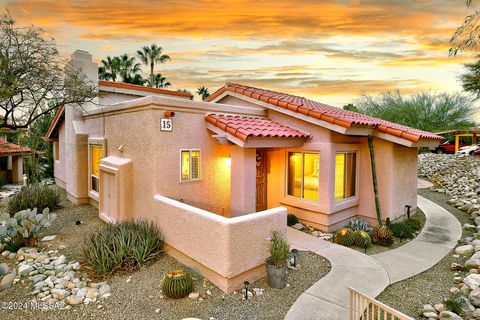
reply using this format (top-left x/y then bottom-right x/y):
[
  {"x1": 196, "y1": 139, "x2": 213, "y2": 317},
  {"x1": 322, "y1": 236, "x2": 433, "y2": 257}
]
[
  {"x1": 0, "y1": 192, "x2": 331, "y2": 320},
  {"x1": 376, "y1": 188, "x2": 470, "y2": 318}
]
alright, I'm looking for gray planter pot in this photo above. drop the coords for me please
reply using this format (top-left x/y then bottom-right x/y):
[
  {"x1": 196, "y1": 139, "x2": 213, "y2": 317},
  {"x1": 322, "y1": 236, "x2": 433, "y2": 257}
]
[{"x1": 265, "y1": 259, "x2": 287, "y2": 289}]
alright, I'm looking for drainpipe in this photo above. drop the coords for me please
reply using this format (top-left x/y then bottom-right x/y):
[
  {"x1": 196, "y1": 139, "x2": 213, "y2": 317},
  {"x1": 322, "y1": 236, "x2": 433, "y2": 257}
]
[{"x1": 368, "y1": 135, "x2": 382, "y2": 226}]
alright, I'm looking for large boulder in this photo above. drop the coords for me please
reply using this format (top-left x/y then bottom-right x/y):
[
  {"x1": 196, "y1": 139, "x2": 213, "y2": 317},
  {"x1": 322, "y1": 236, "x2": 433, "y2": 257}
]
[{"x1": 469, "y1": 288, "x2": 480, "y2": 307}]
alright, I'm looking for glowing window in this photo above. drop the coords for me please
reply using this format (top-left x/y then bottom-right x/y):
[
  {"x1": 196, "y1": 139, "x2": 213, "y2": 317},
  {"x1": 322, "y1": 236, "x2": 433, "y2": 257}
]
[
  {"x1": 181, "y1": 150, "x2": 200, "y2": 181},
  {"x1": 287, "y1": 152, "x2": 319, "y2": 201},
  {"x1": 335, "y1": 153, "x2": 356, "y2": 201},
  {"x1": 90, "y1": 145, "x2": 103, "y2": 193}
]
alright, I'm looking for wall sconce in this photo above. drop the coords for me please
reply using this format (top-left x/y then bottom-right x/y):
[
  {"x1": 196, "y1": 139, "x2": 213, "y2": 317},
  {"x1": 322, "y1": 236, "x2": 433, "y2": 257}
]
[
  {"x1": 290, "y1": 249, "x2": 299, "y2": 267},
  {"x1": 244, "y1": 281, "x2": 250, "y2": 300},
  {"x1": 164, "y1": 111, "x2": 175, "y2": 118},
  {"x1": 405, "y1": 205, "x2": 412, "y2": 219}
]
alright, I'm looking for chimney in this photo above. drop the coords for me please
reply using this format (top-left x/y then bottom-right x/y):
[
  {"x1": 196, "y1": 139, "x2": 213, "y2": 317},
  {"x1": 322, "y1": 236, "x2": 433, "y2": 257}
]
[{"x1": 67, "y1": 50, "x2": 99, "y2": 111}]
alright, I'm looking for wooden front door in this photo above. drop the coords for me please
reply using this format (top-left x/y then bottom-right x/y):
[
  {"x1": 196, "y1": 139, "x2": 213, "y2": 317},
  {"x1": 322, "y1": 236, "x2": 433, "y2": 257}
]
[{"x1": 256, "y1": 150, "x2": 267, "y2": 212}]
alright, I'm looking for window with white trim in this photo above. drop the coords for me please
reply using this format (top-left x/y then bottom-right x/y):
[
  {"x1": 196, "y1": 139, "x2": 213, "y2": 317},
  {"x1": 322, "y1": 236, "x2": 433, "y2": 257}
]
[
  {"x1": 90, "y1": 145, "x2": 103, "y2": 193},
  {"x1": 334, "y1": 152, "x2": 357, "y2": 201},
  {"x1": 181, "y1": 150, "x2": 200, "y2": 181},
  {"x1": 287, "y1": 151, "x2": 319, "y2": 201}
]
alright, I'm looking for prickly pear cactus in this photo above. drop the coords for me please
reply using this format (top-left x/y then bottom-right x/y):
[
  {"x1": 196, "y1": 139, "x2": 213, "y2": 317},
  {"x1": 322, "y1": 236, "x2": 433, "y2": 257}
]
[{"x1": 162, "y1": 269, "x2": 193, "y2": 299}]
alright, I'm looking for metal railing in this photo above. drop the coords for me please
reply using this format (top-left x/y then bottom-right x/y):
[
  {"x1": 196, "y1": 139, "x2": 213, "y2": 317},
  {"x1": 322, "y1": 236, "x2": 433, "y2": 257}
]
[{"x1": 349, "y1": 287, "x2": 415, "y2": 320}]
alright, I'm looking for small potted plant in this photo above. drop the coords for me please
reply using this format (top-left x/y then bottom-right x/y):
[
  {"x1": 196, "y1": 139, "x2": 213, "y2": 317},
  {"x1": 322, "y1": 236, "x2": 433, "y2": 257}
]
[{"x1": 265, "y1": 230, "x2": 290, "y2": 289}]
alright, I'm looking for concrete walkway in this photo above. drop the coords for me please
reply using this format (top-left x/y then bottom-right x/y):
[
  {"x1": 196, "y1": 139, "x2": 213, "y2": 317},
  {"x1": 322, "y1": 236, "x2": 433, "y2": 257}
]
[{"x1": 284, "y1": 195, "x2": 462, "y2": 320}]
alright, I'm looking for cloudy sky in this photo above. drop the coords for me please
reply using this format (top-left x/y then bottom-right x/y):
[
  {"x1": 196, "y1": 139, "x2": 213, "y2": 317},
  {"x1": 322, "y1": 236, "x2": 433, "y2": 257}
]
[{"x1": 1, "y1": 0, "x2": 478, "y2": 106}]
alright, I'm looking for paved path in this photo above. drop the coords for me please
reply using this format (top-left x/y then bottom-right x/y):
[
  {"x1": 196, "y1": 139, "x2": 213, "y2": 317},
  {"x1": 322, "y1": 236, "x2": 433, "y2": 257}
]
[
  {"x1": 284, "y1": 195, "x2": 462, "y2": 320},
  {"x1": 417, "y1": 178, "x2": 434, "y2": 189}
]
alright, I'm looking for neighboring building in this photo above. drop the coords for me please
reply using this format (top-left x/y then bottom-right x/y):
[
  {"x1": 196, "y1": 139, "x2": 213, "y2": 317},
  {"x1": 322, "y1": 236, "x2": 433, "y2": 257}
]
[
  {"x1": 45, "y1": 50, "x2": 442, "y2": 292},
  {"x1": 0, "y1": 138, "x2": 30, "y2": 185}
]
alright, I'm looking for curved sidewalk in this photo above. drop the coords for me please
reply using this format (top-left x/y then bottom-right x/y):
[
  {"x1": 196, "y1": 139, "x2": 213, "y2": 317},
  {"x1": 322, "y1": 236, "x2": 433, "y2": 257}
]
[{"x1": 285, "y1": 195, "x2": 462, "y2": 320}]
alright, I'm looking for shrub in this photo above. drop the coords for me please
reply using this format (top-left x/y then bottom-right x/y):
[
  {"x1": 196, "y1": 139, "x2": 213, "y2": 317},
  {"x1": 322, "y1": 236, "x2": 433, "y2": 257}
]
[
  {"x1": 404, "y1": 218, "x2": 422, "y2": 232},
  {"x1": 445, "y1": 295, "x2": 467, "y2": 315},
  {"x1": 8, "y1": 185, "x2": 61, "y2": 213},
  {"x1": 287, "y1": 214, "x2": 299, "y2": 227},
  {"x1": 371, "y1": 226, "x2": 395, "y2": 247},
  {"x1": 352, "y1": 230, "x2": 372, "y2": 249},
  {"x1": 267, "y1": 231, "x2": 290, "y2": 267},
  {"x1": 345, "y1": 217, "x2": 373, "y2": 235},
  {"x1": 0, "y1": 208, "x2": 56, "y2": 248},
  {"x1": 162, "y1": 269, "x2": 193, "y2": 299},
  {"x1": 388, "y1": 222, "x2": 414, "y2": 239},
  {"x1": 334, "y1": 228, "x2": 355, "y2": 246},
  {"x1": 82, "y1": 220, "x2": 163, "y2": 274}
]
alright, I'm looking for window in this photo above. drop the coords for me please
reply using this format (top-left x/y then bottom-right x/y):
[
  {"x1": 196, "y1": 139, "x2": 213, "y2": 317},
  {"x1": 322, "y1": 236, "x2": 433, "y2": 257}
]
[
  {"x1": 54, "y1": 141, "x2": 59, "y2": 161},
  {"x1": 181, "y1": 150, "x2": 200, "y2": 181},
  {"x1": 287, "y1": 152, "x2": 319, "y2": 201},
  {"x1": 335, "y1": 152, "x2": 357, "y2": 201},
  {"x1": 90, "y1": 145, "x2": 103, "y2": 193}
]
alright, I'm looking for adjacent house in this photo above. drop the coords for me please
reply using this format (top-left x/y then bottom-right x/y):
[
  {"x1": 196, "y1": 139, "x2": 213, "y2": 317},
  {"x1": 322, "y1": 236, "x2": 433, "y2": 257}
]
[
  {"x1": 45, "y1": 50, "x2": 442, "y2": 292},
  {"x1": 0, "y1": 137, "x2": 30, "y2": 185}
]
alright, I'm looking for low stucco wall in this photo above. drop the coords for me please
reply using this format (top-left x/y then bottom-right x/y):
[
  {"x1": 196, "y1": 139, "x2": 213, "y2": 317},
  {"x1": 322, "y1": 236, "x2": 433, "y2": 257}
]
[{"x1": 152, "y1": 194, "x2": 286, "y2": 285}]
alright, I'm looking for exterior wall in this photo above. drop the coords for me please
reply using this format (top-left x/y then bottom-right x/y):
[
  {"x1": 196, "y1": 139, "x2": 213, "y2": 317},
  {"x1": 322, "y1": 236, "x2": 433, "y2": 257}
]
[
  {"x1": 99, "y1": 92, "x2": 143, "y2": 105},
  {"x1": 53, "y1": 122, "x2": 66, "y2": 187},
  {"x1": 230, "y1": 147, "x2": 256, "y2": 216}
]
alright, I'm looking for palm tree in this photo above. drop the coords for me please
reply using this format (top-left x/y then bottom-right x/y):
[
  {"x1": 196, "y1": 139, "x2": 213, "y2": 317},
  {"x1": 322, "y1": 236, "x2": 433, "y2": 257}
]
[
  {"x1": 137, "y1": 44, "x2": 170, "y2": 87},
  {"x1": 98, "y1": 56, "x2": 121, "y2": 81},
  {"x1": 197, "y1": 86, "x2": 210, "y2": 101},
  {"x1": 146, "y1": 73, "x2": 171, "y2": 88},
  {"x1": 118, "y1": 54, "x2": 142, "y2": 83}
]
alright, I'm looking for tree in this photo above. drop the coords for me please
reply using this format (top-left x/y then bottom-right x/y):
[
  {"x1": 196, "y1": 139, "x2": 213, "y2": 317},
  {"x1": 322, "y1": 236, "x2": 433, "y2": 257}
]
[
  {"x1": 118, "y1": 54, "x2": 143, "y2": 84},
  {"x1": 197, "y1": 87, "x2": 210, "y2": 101},
  {"x1": 342, "y1": 103, "x2": 359, "y2": 112},
  {"x1": 146, "y1": 73, "x2": 171, "y2": 88},
  {"x1": 99, "y1": 56, "x2": 121, "y2": 82},
  {"x1": 355, "y1": 91, "x2": 475, "y2": 132},
  {"x1": 0, "y1": 11, "x2": 96, "y2": 130},
  {"x1": 137, "y1": 44, "x2": 170, "y2": 87},
  {"x1": 450, "y1": 0, "x2": 480, "y2": 54},
  {"x1": 460, "y1": 55, "x2": 480, "y2": 97}
]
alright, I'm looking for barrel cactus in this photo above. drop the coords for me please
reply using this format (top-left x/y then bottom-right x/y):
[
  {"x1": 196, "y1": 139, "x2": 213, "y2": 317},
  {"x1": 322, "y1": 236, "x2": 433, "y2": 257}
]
[
  {"x1": 334, "y1": 228, "x2": 355, "y2": 246},
  {"x1": 162, "y1": 269, "x2": 193, "y2": 299},
  {"x1": 352, "y1": 230, "x2": 372, "y2": 249},
  {"x1": 372, "y1": 226, "x2": 394, "y2": 247}
]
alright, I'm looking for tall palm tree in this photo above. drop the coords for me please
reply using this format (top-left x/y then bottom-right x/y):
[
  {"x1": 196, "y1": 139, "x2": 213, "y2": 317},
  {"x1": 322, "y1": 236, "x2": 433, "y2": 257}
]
[
  {"x1": 146, "y1": 73, "x2": 171, "y2": 88},
  {"x1": 118, "y1": 54, "x2": 142, "y2": 83},
  {"x1": 137, "y1": 44, "x2": 170, "y2": 87},
  {"x1": 197, "y1": 86, "x2": 210, "y2": 101},
  {"x1": 98, "y1": 56, "x2": 121, "y2": 81}
]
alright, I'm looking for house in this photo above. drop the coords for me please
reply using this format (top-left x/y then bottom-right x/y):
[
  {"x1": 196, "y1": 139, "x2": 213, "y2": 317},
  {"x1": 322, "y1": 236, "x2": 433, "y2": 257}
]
[
  {"x1": 45, "y1": 50, "x2": 442, "y2": 292},
  {"x1": 0, "y1": 137, "x2": 30, "y2": 185}
]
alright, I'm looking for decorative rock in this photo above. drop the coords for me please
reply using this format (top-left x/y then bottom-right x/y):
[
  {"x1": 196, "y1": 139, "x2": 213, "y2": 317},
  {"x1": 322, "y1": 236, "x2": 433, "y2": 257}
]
[
  {"x1": 292, "y1": 223, "x2": 304, "y2": 230},
  {"x1": 454, "y1": 276, "x2": 463, "y2": 284},
  {"x1": 434, "y1": 304, "x2": 445, "y2": 313},
  {"x1": 466, "y1": 252, "x2": 480, "y2": 269},
  {"x1": 18, "y1": 264, "x2": 34, "y2": 277},
  {"x1": 423, "y1": 305, "x2": 437, "y2": 313},
  {"x1": 439, "y1": 311, "x2": 463, "y2": 320},
  {"x1": 423, "y1": 312, "x2": 439, "y2": 319},
  {"x1": 66, "y1": 295, "x2": 83, "y2": 305},
  {"x1": 51, "y1": 289, "x2": 69, "y2": 300},
  {"x1": 450, "y1": 287, "x2": 460, "y2": 295},
  {"x1": 469, "y1": 288, "x2": 480, "y2": 307},
  {"x1": 0, "y1": 272, "x2": 15, "y2": 292},
  {"x1": 0, "y1": 263, "x2": 10, "y2": 276},
  {"x1": 99, "y1": 284, "x2": 110, "y2": 295},
  {"x1": 464, "y1": 274, "x2": 480, "y2": 289},
  {"x1": 188, "y1": 292, "x2": 200, "y2": 299},
  {"x1": 455, "y1": 245, "x2": 474, "y2": 256},
  {"x1": 41, "y1": 235, "x2": 57, "y2": 241},
  {"x1": 450, "y1": 263, "x2": 464, "y2": 271}
]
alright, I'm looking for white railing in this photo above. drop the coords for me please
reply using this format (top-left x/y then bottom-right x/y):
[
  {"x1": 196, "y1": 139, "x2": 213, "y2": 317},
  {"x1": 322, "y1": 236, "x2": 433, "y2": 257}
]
[{"x1": 349, "y1": 287, "x2": 415, "y2": 320}]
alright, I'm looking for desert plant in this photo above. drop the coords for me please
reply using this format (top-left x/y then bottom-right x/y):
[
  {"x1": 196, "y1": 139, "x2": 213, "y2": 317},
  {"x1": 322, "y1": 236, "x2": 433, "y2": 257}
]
[
  {"x1": 334, "y1": 228, "x2": 355, "y2": 246},
  {"x1": 345, "y1": 217, "x2": 373, "y2": 235},
  {"x1": 445, "y1": 295, "x2": 467, "y2": 315},
  {"x1": 267, "y1": 231, "x2": 290, "y2": 267},
  {"x1": 404, "y1": 218, "x2": 422, "y2": 232},
  {"x1": 0, "y1": 208, "x2": 56, "y2": 248},
  {"x1": 162, "y1": 269, "x2": 193, "y2": 299},
  {"x1": 7, "y1": 184, "x2": 61, "y2": 213},
  {"x1": 287, "y1": 214, "x2": 299, "y2": 227},
  {"x1": 388, "y1": 222, "x2": 414, "y2": 239},
  {"x1": 352, "y1": 230, "x2": 372, "y2": 249},
  {"x1": 82, "y1": 220, "x2": 163, "y2": 274},
  {"x1": 371, "y1": 226, "x2": 395, "y2": 247}
]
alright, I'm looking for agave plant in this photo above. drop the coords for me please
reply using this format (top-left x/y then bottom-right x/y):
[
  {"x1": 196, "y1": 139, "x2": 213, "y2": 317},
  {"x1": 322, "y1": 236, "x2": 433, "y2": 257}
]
[
  {"x1": 0, "y1": 208, "x2": 56, "y2": 247},
  {"x1": 345, "y1": 218, "x2": 373, "y2": 235}
]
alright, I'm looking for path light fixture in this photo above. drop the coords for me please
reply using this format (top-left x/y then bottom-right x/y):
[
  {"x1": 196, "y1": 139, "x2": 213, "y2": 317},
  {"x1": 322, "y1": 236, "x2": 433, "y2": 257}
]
[
  {"x1": 405, "y1": 205, "x2": 412, "y2": 219},
  {"x1": 291, "y1": 249, "x2": 299, "y2": 268},
  {"x1": 244, "y1": 281, "x2": 250, "y2": 300}
]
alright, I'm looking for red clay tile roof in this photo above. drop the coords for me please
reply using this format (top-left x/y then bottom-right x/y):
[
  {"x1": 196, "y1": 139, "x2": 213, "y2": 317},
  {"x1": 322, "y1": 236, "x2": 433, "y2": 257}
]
[
  {"x1": 0, "y1": 140, "x2": 31, "y2": 156},
  {"x1": 206, "y1": 83, "x2": 443, "y2": 143},
  {"x1": 99, "y1": 80, "x2": 192, "y2": 98},
  {"x1": 206, "y1": 114, "x2": 310, "y2": 141},
  {"x1": 45, "y1": 105, "x2": 65, "y2": 139}
]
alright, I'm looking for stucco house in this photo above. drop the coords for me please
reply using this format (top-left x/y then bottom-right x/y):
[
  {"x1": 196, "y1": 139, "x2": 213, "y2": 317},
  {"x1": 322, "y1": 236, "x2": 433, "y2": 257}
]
[
  {"x1": 45, "y1": 50, "x2": 442, "y2": 292},
  {"x1": 0, "y1": 137, "x2": 30, "y2": 185}
]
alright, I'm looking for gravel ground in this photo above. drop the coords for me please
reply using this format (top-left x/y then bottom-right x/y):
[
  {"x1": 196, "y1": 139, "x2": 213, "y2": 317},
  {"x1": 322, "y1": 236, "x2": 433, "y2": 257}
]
[
  {"x1": 350, "y1": 209, "x2": 426, "y2": 256},
  {"x1": 0, "y1": 191, "x2": 331, "y2": 320},
  {"x1": 376, "y1": 188, "x2": 471, "y2": 318}
]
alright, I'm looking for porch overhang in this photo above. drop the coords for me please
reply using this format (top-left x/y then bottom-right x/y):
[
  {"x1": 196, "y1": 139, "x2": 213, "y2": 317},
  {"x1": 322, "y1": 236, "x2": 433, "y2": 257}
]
[{"x1": 206, "y1": 123, "x2": 306, "y2": 148}]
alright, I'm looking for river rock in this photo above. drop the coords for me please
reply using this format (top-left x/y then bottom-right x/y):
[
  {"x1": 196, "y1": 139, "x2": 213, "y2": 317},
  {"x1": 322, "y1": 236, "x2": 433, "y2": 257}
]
[
  {"x1": 456, "y1": 245, "x2": 475, "y2": 256},
  {"x1": 439, "y1": 311, "x2": 463, "y2": 320}
]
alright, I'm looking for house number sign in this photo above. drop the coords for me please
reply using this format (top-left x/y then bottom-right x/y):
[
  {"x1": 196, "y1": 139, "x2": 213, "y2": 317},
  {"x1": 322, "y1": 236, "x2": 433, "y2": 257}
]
[{"x1": 160, "y1": 118, "x2": 173, "y2": 132}]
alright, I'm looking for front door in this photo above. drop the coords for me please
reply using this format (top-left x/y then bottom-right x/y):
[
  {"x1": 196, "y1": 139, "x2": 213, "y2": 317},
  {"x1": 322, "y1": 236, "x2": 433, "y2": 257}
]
[{"x1": 256, "y1": 150, "x2": 267, "y2": 212}]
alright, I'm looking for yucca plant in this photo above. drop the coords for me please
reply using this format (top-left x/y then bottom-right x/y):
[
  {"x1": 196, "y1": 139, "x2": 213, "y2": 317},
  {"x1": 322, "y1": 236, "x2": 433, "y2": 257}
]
[
  {"x1": 82, "y1": 220, "x2": 163, "y2": 274},
  {"x1": 371, "y1": 226, "x2": 394, "y2": 247},
  {"x1": 334, "y1": 228, "x2": 355, "y2": 246}
]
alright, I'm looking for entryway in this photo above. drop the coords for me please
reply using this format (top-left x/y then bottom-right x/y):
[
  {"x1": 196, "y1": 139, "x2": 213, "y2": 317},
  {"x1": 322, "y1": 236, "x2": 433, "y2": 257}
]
[{"x1": 256, "y1": 150, "x2": 267, "y2": 212}]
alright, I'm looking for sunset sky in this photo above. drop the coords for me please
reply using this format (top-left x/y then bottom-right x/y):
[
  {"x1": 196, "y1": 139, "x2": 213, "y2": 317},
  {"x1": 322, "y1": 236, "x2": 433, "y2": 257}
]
[{"x1": 2, "y1": 0, "x2": 478, "y2": 107}]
